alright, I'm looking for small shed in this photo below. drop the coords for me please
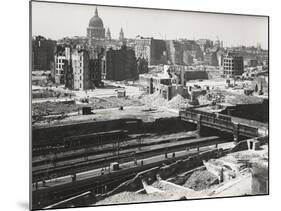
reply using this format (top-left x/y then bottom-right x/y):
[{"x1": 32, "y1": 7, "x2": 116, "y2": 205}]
[
  {"x1": 110, "y1": 162, "x2": 119, "y2": 171},
  {"x1": 117, "y1": 89, "x2": 126, "y2": 98},
  {"x1": 78, "y1": 107, "x2": 92, "y2": 115}
]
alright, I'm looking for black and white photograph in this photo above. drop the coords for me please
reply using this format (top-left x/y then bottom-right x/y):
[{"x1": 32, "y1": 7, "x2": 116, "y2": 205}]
[{"x1": 30, "y1": 0, "x2": 269, "y2": 210}]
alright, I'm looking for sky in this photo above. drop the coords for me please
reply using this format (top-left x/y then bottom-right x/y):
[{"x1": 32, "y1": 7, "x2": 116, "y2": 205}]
[{"x1": 31, "y1": 1, "x2": 268, "y2": 49}]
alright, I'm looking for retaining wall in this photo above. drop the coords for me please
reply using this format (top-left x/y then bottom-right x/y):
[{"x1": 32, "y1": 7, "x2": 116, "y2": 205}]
[
  {"x1": 102, "y1": 148, "x2": 223, "y2": 198},
  {"x1": 32, "y1": 117, "x2": 196, "y2": 147}
]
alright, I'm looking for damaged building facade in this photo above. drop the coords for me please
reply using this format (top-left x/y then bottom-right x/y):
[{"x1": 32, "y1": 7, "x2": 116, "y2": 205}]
[
  {"x1": 54, "y1": 46, "x2": 72, "y2": 85},
  {"x1": 102, "y1": 45, "x2": 138, "y2": 81},
  {"x1": 134, "y1": 36, "x2": 168, "y2": 66},
  {"x1": 72, "y1": 48, "x2": 103, "y2": 90},
  {"x1": 134, "y1": 37, "x2": 221, "y2": 67},
  {"x1": 223, "y1": 52, "x2": 244, "y2": 77},
  {"x1": 139, "y1": 65, "x2": 189, "y2": 100},
  {"x1": 52, "y1": 45, "x2": 103, "y2": 90},
  {"x1": 32, "y1": 36, "x2": 56, "y2": 70}
]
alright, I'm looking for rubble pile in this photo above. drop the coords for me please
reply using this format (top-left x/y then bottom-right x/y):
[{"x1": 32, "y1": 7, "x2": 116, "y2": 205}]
[
  {"x1": 140, "y1": 93, "x2": 166, "y2": 107},
  {"x1": 182, "y1": 169, "x2": 218, "y2": 191},
  {"x1": 140, "y1": 93, "x2": 190, "y2": 109},
  {"x1": 167, "y1": 95, "x2": 190, "y2": 109},
  {"x1": 96, "y1": 191, "x2": 171, "y2": 205}
]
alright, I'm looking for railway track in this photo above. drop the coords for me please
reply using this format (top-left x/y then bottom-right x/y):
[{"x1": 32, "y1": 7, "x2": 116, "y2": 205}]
[
  {"x1": 32, "y1": 145, "x2": 226, "y2": 210},
  {"x1": 32, "y1": 134, "x2": 197, "y2": 167},
  {"x1": 32, "y1": 136, "x2": 231, "y2": 182}
]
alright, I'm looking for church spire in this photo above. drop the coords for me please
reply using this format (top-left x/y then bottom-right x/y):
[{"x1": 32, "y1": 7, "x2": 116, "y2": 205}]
[
  {"x1": 106, "y1": 27, "x2": 111, "y2": 40},
  {"x1": 95, "y1": 7, "x2": 98, "y2": 16},
  {"x1": 119, "y1": 27, "x2": 124, "y2": 41}
]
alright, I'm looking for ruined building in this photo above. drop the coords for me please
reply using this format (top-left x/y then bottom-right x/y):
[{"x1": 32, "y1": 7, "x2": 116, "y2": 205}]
[
  {"x1": 54, "y1": 46, "x2": 72, "y2": 85},
  {"x1": 223, "y1": 52, "x2": 244, "y2": 76},
  {"x1": 71, "y1": 47, "x2": 103, "y2": 90},
  {"x1": 102, "y1": 45, "x2": 138, "y2": 81},
  {"x1": 32, "y1": 36, "x2": 56, "y2": 70},
  {"x1": 204, "y1": 47, "x2": 219, "y2": 66},
  {"x1": 136, "y1": 57, "x2": 149, "y2": 74},
  {"x1": 134, "y1": 36, "x2": 168, "y2": 65}
]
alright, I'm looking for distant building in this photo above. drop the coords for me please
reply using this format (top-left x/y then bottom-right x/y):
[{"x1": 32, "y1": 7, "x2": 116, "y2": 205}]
[
  {"x1": 136, "y1": 57, "x2": 149, "y2": 74},
  {"x1": 72, "y1": 49, "x2": 89, "y2": 90},
  {"x1": 196, "y1": 39, "x2": 213, "y2": 52},
  {"x1": 139, "y1": 66, "x2": 189, "y2": 100},
  {"x1": 87, "y1": 7, "x2": 105, "y2": 44},
  {"x1": 180, "y1": 40, "x2": 203, "y2": 65},
  {"x1": 54, "y1": 46, "x2": 72, "y2": 84},
  {"x1": 134, "y1": 36, "x2": 168, "y2": 65},
  {"x1": 134, "y1": 37, "x2": 152, "y2": 64},
  {"x1": 54, "y1": 55, "x2": 65, "y2": 84},
  {"x1": 223, "y1": 52, "x2": 244, "y2": 76},
  {"x1": 105, "y1": 27, "x2": 111, "y2": 41},
  {"x1": 166, "y1": 40, "x2": 183, "y2": 65},
  {"x1": 244, "y1": 58, "x2": 258, "y2": 67},
  {"x1": 89, "y1": 49, "x2": 103, "y2": 87},
  {"x1": 71, "y1": 48, "x2": 102, "y2": 90},
  {"x1": 167, "y1": 65, "x2": 208, "y2": 84},
  {"x1": 204, "y1": 48, "x2": 219, "y2": 66},
  {"x1": 217, "y1": 49, "x2": 225, "y2": 67},
  {"x1": 64, "y1": 59, "x2": 74, "y2": 89},
  {"x1": 119, "y1": 27, "x2": 125, "y2": 41},
  {"x1": 32, "y1": 36, "x2": 56, "y2": 70},
  {"x1": 57, "y1": 36, "x2": 88, "y2": 47},
  {"x1": 103, "y1": 45, "x2": 137, "y2": 81}
]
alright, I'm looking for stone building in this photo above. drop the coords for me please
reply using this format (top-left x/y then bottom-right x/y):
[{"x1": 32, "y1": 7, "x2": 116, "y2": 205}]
[
  {"x1": 180, "y1": 40, "x2": 203, "y2": 65},
  {"x1": 102, "y1": 45, "x2": 137, "y2": 81},
  {"x1": 32, "y1": 36, "x2": 56, "y2": 70},
  {"x1": 196, "y1": 39, "x2": 213, "y2": 52},
  {"x1": 119, "y1": 27, "x2": 125, "y2": 41},
  {"x1": 136, "y1": 57, "x2": 149, "y2": 74},
  {"x1": 89, "y1": 49, "x2": 103, "y2": 87},
  {"x1": 166, "y1": 40, "x2": 183, "y2": 65},
  {"x1": 54, "y1": 46, "x2": 72, "y2": 85},
  {"x1": 54, "y1": 56, "x2": 65, "y2": 84},
  {"x1": 87, "y1": 7, "x2": 105, "y2": 44},
  {"x1": 106, "y1": 28, "x2": 111, "y2": 41},
  {"x1": 223, "y1": 52, "x2": 244, "y2": 76},
  {"x1": 204, "y1": 47, "x2": 219, "y2": 66},
  {"x1": 72, "y1": 49, "x2": 90, "y2": 90},
  {"x1": 134, "y1": 36, "x2": 168, "y2": 65},
  {"x1": 71, "y1": 48, "x2": 102, "y2": 90},
  {"x1": 139, "y1": 66, "x2": 189, "y2": 100},
  {"x1": 64, "y1": 59, "x2": 74, "y2": 89}
]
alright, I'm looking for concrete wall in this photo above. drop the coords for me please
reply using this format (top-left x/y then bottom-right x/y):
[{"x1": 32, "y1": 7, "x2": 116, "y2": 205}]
[
  {"x1": 32, "y1": 117, "x2": 196, "y2": 147},
  {"x1": 103, "y1": 148, "x2": 222, "y2": 197},
  {"x1": 251, "y1": 162, "x2": 268, "y2": 195},
  {"x1": 220, "y1": 99, "x2": 268, "y2": 123},
  {"x1": 184, "y1": 71, "x2": 209, "y2": 81}
]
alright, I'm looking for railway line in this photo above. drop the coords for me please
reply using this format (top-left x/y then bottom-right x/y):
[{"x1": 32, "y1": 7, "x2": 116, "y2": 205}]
[
  {"x1": 32, "y1": 133, "x2": 198, "y2": 167},
  {"x1": 32, "y1": 145, "x2": 223, "y2": 209},
  {"x1": 32, "y1": 135, "x2": 232, "y2": 182}
]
